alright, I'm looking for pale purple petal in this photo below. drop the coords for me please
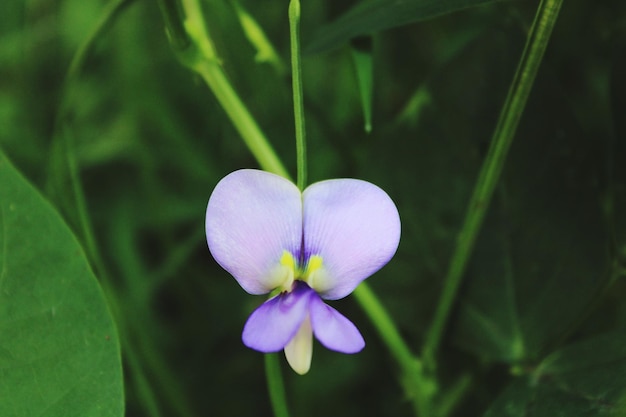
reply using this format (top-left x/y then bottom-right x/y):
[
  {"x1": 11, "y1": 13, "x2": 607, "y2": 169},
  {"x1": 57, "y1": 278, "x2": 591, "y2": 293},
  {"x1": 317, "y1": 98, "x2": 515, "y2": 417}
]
[
  {"x1": 242, "y1": 282, "x2": 314, "y2": 352},
  {"x1": 309, "y1": 295, "x2": 364, "y2": 353},
  {"x1": 303, "y1": 179, "x2": 401, "y2": 299},
  {"x1": 206, "y1": 169, "x2": 302, "y2": 295}
]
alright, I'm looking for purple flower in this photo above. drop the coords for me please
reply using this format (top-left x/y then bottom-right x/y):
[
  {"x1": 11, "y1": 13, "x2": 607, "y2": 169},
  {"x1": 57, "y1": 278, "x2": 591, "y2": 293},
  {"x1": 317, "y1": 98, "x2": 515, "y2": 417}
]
[{"x1": 205, "y1": 169, "x2": 401, "y2": 374}]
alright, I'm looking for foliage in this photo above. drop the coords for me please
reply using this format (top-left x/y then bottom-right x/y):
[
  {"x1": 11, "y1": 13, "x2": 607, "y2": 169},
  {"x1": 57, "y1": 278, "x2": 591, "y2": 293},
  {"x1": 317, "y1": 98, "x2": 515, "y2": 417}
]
[
  {"x1": 0, "y1": 151, "x2": 123, "y2": 417},
  {"x1": 1, "y1": 0, "x2": 625, "y2": 416}
]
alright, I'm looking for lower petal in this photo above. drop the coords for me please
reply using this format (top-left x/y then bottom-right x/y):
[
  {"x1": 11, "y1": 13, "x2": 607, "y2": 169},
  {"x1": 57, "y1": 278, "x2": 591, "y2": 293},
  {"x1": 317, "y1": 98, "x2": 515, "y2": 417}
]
[
  {"x1": 309, "y1": 295, "x2": 365, "y2": 354},
  {"x1": 242, "y1": 283, "x2": 313, "y2": 352}
]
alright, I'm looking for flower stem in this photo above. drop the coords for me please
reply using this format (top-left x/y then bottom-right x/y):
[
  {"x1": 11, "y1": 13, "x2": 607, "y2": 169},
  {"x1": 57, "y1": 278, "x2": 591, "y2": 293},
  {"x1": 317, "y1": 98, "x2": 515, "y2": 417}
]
[
  {"x1": 289, "y1": 0, "x2": 307, "y2": 190},
  {"x1": 421, "y1": 0, "x2": 564, "y2": 371},
  {"x1": 353, "y1": 283, "x2": 431, "y2": 417},
  {"x1": 265, "y1": 353, "x2": 291, "y2": 417}
]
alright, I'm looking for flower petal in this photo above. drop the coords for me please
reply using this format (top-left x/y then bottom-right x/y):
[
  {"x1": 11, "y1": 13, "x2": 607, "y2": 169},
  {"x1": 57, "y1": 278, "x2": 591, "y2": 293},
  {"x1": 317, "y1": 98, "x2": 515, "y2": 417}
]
[
  {"x1": 309, "y1": 295, "x2": 364, "y2": 353},
  {"x1": 206, "y1": 169, "x2": 302, "y2": 295},
  {"x1": 242, "y1": 282, "x2": 314, "y2": 352},
  {"x1": 303, "y1": 179, "x2": 401, "y2": 299},
  {"x1": 284, "y1": 316, "x2": 313, "y2": 375}
]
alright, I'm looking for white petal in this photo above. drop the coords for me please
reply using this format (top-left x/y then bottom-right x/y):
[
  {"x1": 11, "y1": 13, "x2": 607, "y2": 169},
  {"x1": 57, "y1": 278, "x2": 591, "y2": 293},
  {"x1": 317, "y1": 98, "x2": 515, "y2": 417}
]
[{"x1": 284, "y1": 316, "x2": 313, "y2": 375}]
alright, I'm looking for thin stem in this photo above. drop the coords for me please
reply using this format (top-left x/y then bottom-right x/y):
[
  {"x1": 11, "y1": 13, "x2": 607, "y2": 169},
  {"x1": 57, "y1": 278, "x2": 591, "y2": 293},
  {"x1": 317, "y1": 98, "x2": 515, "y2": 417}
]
[
  {"x1": 289, "y1": 0, "x2": 307, "y2": 190},
  {"x1": 353, "y1": 283, "x2": 431, "y2": 417},
  {"x1": 265, "y1": 354, "x2": 291, "y2": 417},
  {"x1": 421, "y1": 0, "x2": 564, "y2": 370}
]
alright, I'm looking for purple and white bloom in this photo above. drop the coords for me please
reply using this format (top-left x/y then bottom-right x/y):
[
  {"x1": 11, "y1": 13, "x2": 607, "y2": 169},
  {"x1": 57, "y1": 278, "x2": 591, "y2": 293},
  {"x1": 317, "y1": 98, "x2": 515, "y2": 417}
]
[{"x1": 205, "y1": 169, "x2": 401, "y2": 374}]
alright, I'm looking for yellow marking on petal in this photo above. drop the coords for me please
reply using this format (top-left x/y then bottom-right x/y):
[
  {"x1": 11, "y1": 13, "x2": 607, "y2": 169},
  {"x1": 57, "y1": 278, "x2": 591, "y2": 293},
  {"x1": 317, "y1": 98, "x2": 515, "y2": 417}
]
[
  {"x1": 280, "y1": 250, "x2": 296, "y2": 270},
  {"x1": 303, "y1": 255, "x2": 332, "y2": 293},
  {"x1": 284, "y1": 316, "x2": 313, "y2": 375},
  {"x1": 305, "y1": 255, "x2": 323, "y2": 275},
  {"x1": 278, "y1": 250, "x2": 296, "y2": 291},
  {"x1": 265, "y1": 250, "x2": 296, "y2": 292}
]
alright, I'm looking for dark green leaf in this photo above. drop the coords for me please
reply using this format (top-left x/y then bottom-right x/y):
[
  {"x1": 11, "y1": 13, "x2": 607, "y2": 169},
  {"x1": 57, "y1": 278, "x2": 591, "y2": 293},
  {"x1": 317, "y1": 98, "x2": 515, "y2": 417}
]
[
  {"x1": 0, "y1": 150, "x2": 124, "y2": 417},
  {"x1": 305, "y1": 0, "x2": 504, "y2": 53},
  {"x1": 483, "y1": 332, "x2": 626, "y2": 417}
]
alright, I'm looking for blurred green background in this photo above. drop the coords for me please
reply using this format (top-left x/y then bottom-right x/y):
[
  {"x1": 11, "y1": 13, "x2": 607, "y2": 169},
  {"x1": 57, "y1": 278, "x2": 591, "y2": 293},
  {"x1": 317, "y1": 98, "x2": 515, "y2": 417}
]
[{"x1": 1, "y1": 0, "x2": 625, "y2": 416}]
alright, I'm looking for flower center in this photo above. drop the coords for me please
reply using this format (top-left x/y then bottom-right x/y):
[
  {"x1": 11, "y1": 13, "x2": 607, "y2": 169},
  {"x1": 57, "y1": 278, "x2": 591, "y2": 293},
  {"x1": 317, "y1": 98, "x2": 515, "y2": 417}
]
[{"x1": 277, "y1": 250, "x2": 326, "y2": 293}]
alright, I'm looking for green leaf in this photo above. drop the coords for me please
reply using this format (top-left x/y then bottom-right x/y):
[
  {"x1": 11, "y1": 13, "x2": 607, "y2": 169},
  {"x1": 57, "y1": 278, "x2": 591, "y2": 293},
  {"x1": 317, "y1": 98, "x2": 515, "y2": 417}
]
[
  {"x1": 0, "y1": 150, "x2": 124, "y2": 417},
  {"x1": 483, "y1": 332, "x2": 626, "y2": 417},
  {"x1": 350, "y1": 36, "x2": 374, "y2": 133},
  {"x1": 305, "y1": 0, "x2": 503, "y2": 53}
]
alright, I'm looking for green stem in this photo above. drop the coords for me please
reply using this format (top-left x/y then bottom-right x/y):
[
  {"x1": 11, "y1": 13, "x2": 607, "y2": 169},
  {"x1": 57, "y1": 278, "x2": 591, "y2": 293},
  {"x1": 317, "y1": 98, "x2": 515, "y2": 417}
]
[
  {"x1": 289, "y1": 0, "x2": 307, "y2": 190},
  {"x1": 421, "y1": 0, "x2": 564, "y2": 370},
  {"x1": 353, "y1": 283, "x2": 431, "y2": 417},
  {"x1": 265, "y1": 353, "x2": 291, "y2": 417}
]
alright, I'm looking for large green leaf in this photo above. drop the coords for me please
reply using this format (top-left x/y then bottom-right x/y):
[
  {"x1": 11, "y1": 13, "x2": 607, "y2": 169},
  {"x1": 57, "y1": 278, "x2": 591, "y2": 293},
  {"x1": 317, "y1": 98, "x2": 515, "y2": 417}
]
[
  {"x1": 305, "y1": 0, "x2": 503, "y2": 53},
  {"x1": 483, "y1": 332, "x2": 626, "y2": 417},
  {"x1": 0, "y1": 150, "x2": 124, "y2": 417}
]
